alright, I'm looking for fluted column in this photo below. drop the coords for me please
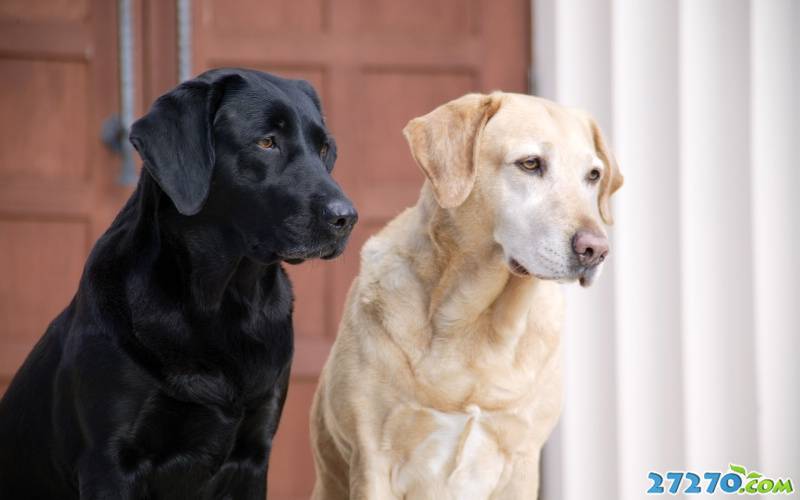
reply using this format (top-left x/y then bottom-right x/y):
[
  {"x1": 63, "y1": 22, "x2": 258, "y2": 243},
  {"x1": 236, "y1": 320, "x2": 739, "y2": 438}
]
[
  {"x1": 612, "y1": 1, "x2": 685, "y2": 499},
  {"x1": 551, "y1": 1, "x2": 619, "y2": 499},
  {"x1": 679, "y1": 0, "x2": 758, "y2": 475},
  {"x1": 750, "y1": 0, "x2": 800, "y2": 477}
]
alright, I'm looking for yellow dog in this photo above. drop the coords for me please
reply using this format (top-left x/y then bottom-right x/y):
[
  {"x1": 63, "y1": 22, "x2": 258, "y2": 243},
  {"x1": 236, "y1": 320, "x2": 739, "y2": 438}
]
[{"x1": 311, "y1": 92, "x2": 623, "y2": 499}]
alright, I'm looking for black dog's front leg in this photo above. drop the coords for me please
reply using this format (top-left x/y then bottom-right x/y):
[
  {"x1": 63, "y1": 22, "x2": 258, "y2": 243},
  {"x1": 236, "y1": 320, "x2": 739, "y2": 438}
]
[
  {"x1": 77, "y1": 452, "x2": 142, "y2": 500},
  {"x1": 220, "y1": 465, "x2": 267, "y2": 500},
  {"x1": 261, "y1": 362, "x2": 292, "y2": 499},
  {"x1": 222, "y1": 362, "x2": 292, "y2": 500}
]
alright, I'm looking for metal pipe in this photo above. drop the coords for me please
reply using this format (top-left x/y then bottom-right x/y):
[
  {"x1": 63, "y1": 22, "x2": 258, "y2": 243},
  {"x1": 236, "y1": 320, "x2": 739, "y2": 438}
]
[
  {"x1": 117, "y1": 0, "x2": 137, "y2": 185},
  {"x1": 177, "y1": 0, "x2": 192, "y2": 82}
]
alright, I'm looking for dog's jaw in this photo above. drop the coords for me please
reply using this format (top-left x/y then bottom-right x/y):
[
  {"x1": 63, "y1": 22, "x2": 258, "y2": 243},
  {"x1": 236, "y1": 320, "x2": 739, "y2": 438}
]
[{"x1": 578, "y1": 262, "x2": 603, "y2": 287}]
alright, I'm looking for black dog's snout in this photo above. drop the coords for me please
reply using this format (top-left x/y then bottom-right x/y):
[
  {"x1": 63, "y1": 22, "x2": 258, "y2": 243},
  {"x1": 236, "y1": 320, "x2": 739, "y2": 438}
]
[{"x1": 323, "y1": 199, "x2": 358, "y2": 233}]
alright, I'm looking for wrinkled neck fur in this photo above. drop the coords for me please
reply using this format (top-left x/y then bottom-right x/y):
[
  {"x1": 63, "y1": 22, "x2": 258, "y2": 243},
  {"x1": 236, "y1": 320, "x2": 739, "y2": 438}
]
[{"x1": 413, "y1": 185, "x2": 539, "y2": 338}]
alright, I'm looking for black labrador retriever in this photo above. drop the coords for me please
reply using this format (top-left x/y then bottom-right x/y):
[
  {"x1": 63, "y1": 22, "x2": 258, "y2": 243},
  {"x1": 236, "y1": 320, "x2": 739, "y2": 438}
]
[{"x1": 0, "y1": 68, "x2": 356, "y2": 499}]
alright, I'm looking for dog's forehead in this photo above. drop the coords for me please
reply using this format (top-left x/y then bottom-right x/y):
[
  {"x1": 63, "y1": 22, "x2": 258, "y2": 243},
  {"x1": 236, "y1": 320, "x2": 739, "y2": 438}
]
[
  {"x1": 227, "y1": 71, "x2": 324, "y2": 125},
  {"x1": 484, "y1": 94, "x2": 593, "y2": 159}
]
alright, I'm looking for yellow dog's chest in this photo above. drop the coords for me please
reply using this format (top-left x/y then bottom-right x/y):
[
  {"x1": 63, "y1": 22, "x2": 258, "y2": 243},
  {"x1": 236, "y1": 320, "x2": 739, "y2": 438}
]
[{"x1": 383, "y1": 404, "x2": 534, "y2": 500}]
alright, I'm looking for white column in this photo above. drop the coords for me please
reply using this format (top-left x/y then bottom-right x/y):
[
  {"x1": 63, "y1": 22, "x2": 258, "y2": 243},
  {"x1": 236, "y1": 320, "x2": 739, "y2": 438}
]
[
  {"x1": 750, "y1": 0, "x2": 800, "y2": 477},
  {"x1": 679, "y1": 0, "x2": 759, "y2": 475},
  {"x1": 532, "y1": 4, "x2": 562, "y2": 499},
  {"x1": 552, "y1": 1, "x2": 619, "y2": 499},
  {"x1": 612, "y1": 1, "x2": 685, "y2": 499}
]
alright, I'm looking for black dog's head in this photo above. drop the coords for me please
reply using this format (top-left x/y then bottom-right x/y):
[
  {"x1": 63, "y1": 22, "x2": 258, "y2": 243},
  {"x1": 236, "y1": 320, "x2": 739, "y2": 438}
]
[{"x1": 130, "y1": 68, "x2": 357, "y2": 264}]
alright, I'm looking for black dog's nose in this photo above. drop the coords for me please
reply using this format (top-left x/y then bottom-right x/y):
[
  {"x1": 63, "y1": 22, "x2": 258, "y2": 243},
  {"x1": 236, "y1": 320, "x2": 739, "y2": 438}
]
[{"x1": 323, "y1": 200, "x2": 358, "y2": 233}]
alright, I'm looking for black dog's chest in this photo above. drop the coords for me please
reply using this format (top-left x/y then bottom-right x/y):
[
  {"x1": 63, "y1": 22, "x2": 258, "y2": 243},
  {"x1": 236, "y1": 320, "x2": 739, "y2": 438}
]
[
  {"x1": 114, "y1": 270, "x2": 293, "y2": 497},
  {"x1": 124, "y1": 391, "x2": 272, "y2": 497}
]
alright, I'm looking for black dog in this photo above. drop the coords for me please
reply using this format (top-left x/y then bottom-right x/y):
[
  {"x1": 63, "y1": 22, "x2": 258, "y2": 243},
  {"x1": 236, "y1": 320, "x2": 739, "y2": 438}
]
[{"x1": 0, "y1": 68, "x2": 356, "y2": 499}]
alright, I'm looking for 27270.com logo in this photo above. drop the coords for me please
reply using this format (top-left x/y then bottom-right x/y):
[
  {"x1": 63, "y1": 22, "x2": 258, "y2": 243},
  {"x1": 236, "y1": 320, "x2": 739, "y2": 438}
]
[{"x1": 647, "y1": 464, "x2": 794, "y2": 495}]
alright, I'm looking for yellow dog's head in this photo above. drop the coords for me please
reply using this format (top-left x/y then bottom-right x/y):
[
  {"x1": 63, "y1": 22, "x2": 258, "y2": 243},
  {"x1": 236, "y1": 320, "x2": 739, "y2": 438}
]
[{"x1": 404, "y1": 92, "x2": 623, "y2": 287}]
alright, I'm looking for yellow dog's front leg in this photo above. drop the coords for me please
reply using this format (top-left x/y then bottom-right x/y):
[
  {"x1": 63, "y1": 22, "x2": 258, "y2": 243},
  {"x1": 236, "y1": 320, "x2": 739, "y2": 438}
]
[
  {"x1": 348, "y1": 449, "x2": 401, "y2": 500},
  {"x1": 490, "y1": 452, "x2": 542, "y2": 500}
]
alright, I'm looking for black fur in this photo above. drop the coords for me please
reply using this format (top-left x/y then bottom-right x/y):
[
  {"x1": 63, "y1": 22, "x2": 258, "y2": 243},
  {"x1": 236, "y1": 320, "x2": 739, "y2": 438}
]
[{"x1": 0, "y1": 68, "x2": 356, "y2": 499}]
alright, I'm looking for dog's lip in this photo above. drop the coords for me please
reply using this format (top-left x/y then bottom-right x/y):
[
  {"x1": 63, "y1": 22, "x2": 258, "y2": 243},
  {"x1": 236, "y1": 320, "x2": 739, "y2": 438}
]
[
  {"x1": 280, "y1": 241, "x2": 345, "y2": 262},
  {"x1": 508, "y1": 258, "x2": 531, "y2": 277},
  {"x1": 577, "y1": 264, "x2": 599, "y2": 287},
  {"x1": 507, "y1": 257, "x2": 592, "y2": 284},
  {"x1": 321, "y1": 247, "x2": 343, "y2": 260}
]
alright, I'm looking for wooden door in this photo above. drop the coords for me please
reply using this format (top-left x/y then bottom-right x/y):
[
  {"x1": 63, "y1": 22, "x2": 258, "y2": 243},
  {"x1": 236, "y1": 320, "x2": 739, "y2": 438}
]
[
  {"x1": 191, "y1": 1, "x2": 530, "y2": 498},
  {"x1": 0, "y1": 0, "x2": 125, "y2": 394},
  {"x1": 0, "y1": 0, "x2": 181, "y2": 395}
]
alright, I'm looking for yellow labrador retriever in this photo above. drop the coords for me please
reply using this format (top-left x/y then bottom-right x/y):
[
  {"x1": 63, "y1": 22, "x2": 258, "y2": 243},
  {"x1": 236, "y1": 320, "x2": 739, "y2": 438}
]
[{"x1": 310, "y1": 92, "x2": 623, "y2": 500}]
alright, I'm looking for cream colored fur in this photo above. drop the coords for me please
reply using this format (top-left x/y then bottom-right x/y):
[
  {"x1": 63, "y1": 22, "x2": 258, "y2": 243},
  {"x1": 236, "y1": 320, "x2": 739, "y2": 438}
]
[{"x1": 310, "y1": 92, "x2": 623, "y2": 500}]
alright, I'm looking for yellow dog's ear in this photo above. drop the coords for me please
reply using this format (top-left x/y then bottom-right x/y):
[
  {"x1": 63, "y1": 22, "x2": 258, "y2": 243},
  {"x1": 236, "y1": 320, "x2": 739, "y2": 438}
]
[
  {"x1": 403, "y1": 93, "x2": 501, "y2": 209},
  {"x1": 578, "y1": 112, "x2": 624, "y2": 224}
]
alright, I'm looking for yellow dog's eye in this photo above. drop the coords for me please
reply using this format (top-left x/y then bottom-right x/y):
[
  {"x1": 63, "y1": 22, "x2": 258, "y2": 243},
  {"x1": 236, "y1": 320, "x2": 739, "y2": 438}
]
[
  {"x1": 587, "y1": 168, "x2": 602, "y2": 182},
  {"x1": 257, "y1": 136, "x2": 275, "y2": 149},
  {"x1": 517, "y1": 157, "x2": 542, "y2": 173},
  {"x1": 320, "y1": 144, "x2": 329, "y2": 157}
]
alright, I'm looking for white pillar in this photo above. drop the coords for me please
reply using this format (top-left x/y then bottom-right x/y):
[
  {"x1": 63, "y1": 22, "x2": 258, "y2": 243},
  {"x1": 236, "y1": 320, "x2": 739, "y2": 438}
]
[
  {"x1": 612, "y1": 1, "x2": 685, "y2": 499},
  {"x1": 679, "y1": 0, "x2": 759, "y2": 475},
  {"x1": 750, "y1": 0, "x2": 800, "y2": 477},
  {"x1": 532, "y1": 3, "x2": 562, "y2": 499},
  {"x1": 552, "y1": 1, "x2": 619, "y2": 499}
]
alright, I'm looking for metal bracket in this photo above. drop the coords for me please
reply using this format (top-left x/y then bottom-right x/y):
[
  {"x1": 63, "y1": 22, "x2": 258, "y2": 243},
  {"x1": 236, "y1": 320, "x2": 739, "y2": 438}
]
[{"x1": 101, "y1": 114, "x2": 137, "y2": 185}]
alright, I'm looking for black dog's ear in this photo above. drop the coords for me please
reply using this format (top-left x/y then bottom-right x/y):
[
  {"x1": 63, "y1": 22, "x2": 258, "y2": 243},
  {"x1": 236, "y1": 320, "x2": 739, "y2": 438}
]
[{"x1": 130, "y1": 73, "x2": 245, "y2": 215}]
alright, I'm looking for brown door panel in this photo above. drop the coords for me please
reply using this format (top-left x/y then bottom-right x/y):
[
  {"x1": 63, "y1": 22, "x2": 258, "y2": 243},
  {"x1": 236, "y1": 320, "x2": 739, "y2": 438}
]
[{"x1": 0, "y1": 0, "x2": 128, "y2": 390}]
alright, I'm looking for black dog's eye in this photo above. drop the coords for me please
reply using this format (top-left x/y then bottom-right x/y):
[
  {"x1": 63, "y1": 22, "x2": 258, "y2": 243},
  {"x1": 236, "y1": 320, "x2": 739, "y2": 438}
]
[
  {"x1": 320, "y1": 143, "x2": 329, "y2": 157},
  {"x1": 516, "y1": 156, "x2": 543, "y2": 174},
  {"x1": 257, "y1": 136, "x2": 276, "y2": 150},
  {"x1": 587, "y1": 168, "x2": 602, "y2": 183}
]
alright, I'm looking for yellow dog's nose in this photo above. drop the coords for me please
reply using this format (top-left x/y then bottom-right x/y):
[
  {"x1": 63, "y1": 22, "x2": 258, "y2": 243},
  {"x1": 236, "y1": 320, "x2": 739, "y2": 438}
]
[{"x1": 572, "y1": 229, "x2": 609, "y2": 267}]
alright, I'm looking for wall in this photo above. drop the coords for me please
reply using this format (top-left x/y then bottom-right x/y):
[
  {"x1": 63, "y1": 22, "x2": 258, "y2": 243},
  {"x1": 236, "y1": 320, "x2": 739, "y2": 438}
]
[{"x1": 534, "y1": 1, "x2": 800, "y2": 498}]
